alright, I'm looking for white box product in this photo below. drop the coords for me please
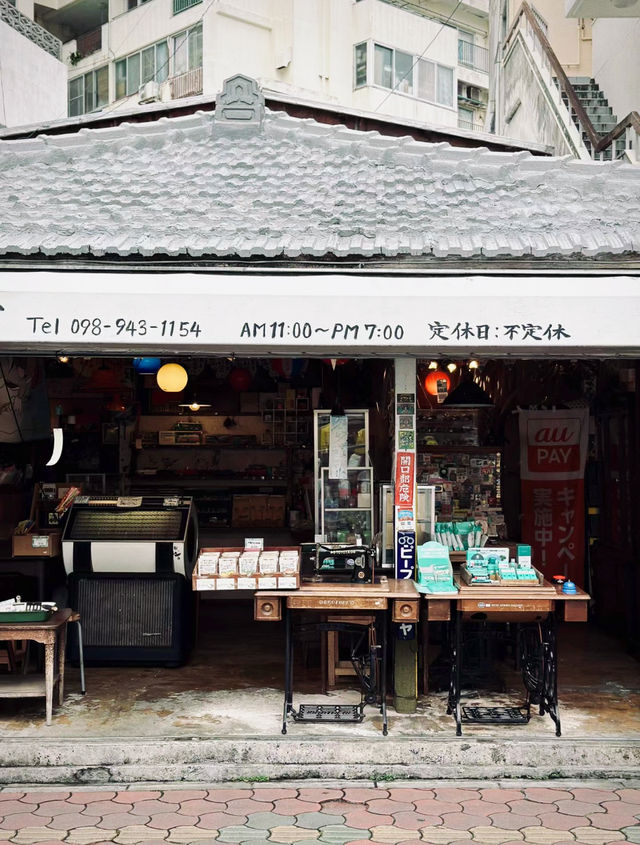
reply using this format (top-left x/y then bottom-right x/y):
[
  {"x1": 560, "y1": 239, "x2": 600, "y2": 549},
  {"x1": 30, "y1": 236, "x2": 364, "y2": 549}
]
[
  {"x1": 237, "y1": 576, "x2": 258, "y2": 590},
  {"x1": 258, "y1": 576, "x2": 278, "y2": 589},
  {"x1": 216, "y1": 577, "x2": 237, "y2": 590},
  {"x1": 278, "y1": 576, "x2": 298, "y2": 589},
  {"x1": 194, "y1": 578, "x2": 217, "y2": 591}
]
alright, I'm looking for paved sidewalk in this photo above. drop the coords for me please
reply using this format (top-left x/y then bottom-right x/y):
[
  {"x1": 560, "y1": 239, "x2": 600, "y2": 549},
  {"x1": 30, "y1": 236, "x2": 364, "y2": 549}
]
[{"x1": 0, "y1": 782, "x2": 638, "y2": 844}]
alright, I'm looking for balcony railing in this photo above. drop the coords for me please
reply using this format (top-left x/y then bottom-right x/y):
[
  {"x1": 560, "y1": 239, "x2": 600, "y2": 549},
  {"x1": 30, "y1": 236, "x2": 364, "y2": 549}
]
[
  {"x1": 458, "y1": 40, "x2": 489, "y2": 73},
  {"x1": 173, "y1": 0, "x2": 201, "y2": 14},
  {"x1": 458, "y1": 117, "x2": 485, "y2": 133},
  {"x1": 170, "y1": 66, "x2": 203, "y2": 99},
  {"x1": 76, "y1": 26, "x2": 101, "y2": 58},
  {"x1": 0, "y1": 0, "x2": 61, "y2": 59}
]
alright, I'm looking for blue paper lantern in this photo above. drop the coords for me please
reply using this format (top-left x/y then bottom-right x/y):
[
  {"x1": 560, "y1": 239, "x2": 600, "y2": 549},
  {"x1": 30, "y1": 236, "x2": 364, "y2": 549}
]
[{"x1": 133, "y1": 357, "x2": 162, "y2": 374}]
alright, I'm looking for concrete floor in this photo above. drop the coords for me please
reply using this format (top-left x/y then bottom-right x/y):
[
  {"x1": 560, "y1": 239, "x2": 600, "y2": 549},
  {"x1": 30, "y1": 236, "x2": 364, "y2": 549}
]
[{"x1": 1, "y1": 600, "x2": 639, "y2": 742}]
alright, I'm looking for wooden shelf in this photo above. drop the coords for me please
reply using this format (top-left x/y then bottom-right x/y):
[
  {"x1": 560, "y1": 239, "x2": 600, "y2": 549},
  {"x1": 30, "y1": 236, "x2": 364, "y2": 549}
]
[
  {"x1": 131, "y1": 477, "x2": 288, "y2": 489},
  {"x1": 418, "y1": 445, "x2": 501, "y2": 454}
]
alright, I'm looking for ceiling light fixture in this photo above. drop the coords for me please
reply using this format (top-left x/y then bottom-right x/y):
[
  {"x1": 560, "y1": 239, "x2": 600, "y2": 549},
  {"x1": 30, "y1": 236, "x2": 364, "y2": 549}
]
[
  {"x1": 57, "y1": 354, "x2": 69, "y2": 364},
  {"x1": 179, "y1": 399, "x2": 212, "y2": 412},
  {"x1": 428, "y1": 360, "x2": 439, "y2": 370},
  {"x1": 446, "y1": 362, "x2": 457, "y2": 373},
  {"x1": 468, "y1": 360, "x2": 479, "y2": 370}
]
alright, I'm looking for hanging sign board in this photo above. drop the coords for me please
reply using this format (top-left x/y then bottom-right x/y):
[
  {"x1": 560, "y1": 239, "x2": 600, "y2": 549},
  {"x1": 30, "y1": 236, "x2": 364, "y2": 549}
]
[
  {"x1": 394, "y1": 452, "x2": 415, "y2": 508},
  {"x1": 396, "y1": 530, "x2": 416, "y2": 580}
]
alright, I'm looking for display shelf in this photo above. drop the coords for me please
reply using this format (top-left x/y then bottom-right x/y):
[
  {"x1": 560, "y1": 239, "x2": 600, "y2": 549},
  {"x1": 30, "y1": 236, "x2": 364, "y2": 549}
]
[
  {"x1": 320, "y1": 466, "x2": 374, "y2": 544},
  {"x1": 313, "y1": 409, "x2": 369, "y2": 531},
  {"x1": 416, "y1": 405, "x2": 502, "y2": 527},
  {"x1": 325, "y1": 507, "x2": 372, "y2": 512},
  {"x1": 420, "y1": 445, "x2": 502, "y2": 455},
  {"x1": 131, "y1": 477, "x2": 288, "y2": 488}
]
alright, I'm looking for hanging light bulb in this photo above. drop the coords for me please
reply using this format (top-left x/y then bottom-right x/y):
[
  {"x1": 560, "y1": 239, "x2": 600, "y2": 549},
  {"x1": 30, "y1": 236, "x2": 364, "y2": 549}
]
[
  {"x1": 428, "y1": 361, "x2": 438, "y2": 370},
  {"x1": 57, "y1": 354, "x2": 69, "y2": 364},
  {"x1": 179, "y1": 398, "x2": 212, "y2": 412},
  {"x1": 468, "y1": 360, "x2": 479, "y2": 370},
  {"x1": 446, "y1": 362, "x2": 457, "y2": 373},
  {"x1": 156, "y1": 363, "x2": 188, "y2": 392}
]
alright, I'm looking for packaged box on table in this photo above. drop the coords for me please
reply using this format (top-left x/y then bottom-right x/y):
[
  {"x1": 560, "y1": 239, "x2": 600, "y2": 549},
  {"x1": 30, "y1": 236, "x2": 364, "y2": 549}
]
[{"x1": 193, "y1": 546, "x2": 300, "y2": 591}]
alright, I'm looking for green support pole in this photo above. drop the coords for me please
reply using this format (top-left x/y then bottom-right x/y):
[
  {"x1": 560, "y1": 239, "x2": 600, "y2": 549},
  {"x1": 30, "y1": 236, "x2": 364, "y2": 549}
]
[{"x1": 393, "y1": 636, "x2": 418, "y2": 713}]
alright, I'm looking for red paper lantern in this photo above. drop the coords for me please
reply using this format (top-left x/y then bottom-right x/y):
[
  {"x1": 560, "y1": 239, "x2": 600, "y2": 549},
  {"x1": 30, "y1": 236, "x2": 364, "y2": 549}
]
[
  {"x1": 229, "y1": 367, "x2": 252, "y2": 392},
  {"x1": 424, "y1": 370, "x2": 451, "y2": 396}
]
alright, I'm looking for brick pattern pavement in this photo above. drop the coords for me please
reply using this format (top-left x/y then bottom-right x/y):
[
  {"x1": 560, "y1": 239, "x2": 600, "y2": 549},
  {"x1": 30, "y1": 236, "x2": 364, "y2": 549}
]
[{"x1": 0, "y1": 784, "x2": 637, "y2": 844}]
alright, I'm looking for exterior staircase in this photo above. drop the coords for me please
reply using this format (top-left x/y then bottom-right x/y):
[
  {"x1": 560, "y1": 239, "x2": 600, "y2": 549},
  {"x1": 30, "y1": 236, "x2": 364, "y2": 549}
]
[
  {"x1": 502, "y1": 3, "x2": 639, "y2": 163},
  {"x1": 562, "y1": 77, "x2": 627, "y2": 161}
]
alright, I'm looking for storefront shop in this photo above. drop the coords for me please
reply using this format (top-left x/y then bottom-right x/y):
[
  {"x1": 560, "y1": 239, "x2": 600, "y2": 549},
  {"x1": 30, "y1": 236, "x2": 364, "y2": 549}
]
[{"x1": 0, "y1": 76, "x2": 639, "y2": 759}]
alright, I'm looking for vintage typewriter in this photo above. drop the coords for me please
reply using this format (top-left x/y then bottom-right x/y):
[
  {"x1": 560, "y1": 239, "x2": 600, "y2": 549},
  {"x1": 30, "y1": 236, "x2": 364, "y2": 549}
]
[{"x1": 300, "y1": 543, "x2": 376, "y2": 584}]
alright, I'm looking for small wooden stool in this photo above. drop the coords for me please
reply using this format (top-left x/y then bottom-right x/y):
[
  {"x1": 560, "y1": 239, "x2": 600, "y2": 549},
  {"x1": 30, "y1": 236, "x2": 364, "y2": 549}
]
[{"x1": 325, "y1": 615, "x2": 376, "y2": 690}]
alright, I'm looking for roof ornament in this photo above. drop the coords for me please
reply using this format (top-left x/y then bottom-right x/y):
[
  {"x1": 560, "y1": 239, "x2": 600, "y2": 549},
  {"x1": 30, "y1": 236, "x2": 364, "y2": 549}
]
[{"x1": 213, "y1": 74, "x2": 265, "y2": 135}]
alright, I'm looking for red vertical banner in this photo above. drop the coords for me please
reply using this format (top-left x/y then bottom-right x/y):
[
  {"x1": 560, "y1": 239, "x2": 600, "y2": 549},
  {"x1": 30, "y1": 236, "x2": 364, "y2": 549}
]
[
  {"x1": 394, "y1": 451, "x2": 415, "y2": 508},
  {"x1": 519, "y1": 409, "x2": 589, "y2": 586}
]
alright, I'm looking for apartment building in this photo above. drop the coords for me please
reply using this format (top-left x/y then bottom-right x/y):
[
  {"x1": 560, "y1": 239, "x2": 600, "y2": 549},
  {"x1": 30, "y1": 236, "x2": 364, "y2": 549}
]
[{"x1": 2, "y1": 0, "x2": 490, "y2": 134}]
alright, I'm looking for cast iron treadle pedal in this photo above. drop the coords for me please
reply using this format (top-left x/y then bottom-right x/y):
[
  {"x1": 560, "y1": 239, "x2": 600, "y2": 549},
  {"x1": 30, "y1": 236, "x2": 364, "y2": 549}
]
[
  {"x1": 293, "y1": 704, "x2": 364, "y2": 723},
  {"x1": 462, "y1": 706, "x2": 530, "y2": 725}
]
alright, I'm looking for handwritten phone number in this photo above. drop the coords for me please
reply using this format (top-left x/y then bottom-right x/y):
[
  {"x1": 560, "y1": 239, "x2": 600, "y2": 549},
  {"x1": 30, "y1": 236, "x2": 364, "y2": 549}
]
[{"x1": 26, "y1": 316, "x2": 202, "y2": 337}]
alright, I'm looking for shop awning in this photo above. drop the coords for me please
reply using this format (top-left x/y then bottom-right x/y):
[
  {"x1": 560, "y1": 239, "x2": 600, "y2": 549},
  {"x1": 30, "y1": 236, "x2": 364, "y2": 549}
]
[{"x1": 1, "y1": 271, "x2": 639, "y2": 357}]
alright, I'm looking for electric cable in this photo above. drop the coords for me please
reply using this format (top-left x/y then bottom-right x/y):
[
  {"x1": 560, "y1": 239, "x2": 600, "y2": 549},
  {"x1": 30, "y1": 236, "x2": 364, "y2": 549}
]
[{"x1": 372, "y1": 0, "x2": 464, "y2": 114}]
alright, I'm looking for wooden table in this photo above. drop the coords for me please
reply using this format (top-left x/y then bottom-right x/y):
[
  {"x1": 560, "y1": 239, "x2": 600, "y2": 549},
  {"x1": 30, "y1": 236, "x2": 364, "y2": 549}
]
[
  {"x1": 421, "y1": 578, "x2": 590, "y2": 736},
  {"x1": 255, "y1": 581, "x2": 420, "y2": 735},
  {"x1": 0, "y1": 608, "x2": 72, "y2": 725}
]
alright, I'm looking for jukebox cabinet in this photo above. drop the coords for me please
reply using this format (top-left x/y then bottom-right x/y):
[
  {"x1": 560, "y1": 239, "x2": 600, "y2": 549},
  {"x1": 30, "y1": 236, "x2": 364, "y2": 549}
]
[{"x1": 62, "y1": 496, "x2": 197, "y2": 665}]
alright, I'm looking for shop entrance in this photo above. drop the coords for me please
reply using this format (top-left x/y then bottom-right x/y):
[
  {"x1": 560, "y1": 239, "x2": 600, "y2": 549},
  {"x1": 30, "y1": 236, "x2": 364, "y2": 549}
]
[{"x1": 0, "y1": 353, "x2": 638, "y2": 740}]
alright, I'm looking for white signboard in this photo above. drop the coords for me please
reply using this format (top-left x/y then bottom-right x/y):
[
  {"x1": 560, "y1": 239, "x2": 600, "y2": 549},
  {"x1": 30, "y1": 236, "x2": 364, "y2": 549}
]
[{"x1": 0, "y1": 272, "x2": 639, "y2": 355}]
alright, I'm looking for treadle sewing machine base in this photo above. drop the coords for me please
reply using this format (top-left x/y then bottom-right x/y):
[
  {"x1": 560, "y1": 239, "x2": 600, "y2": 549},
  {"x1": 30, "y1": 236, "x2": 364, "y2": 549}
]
[
  {"x1": 282, "y1": 614, "x2": 388, "y2": 735},
  {"x1": 293, "y1": 704, "x2": 364, "y2": 723},
  {"x1": 254, "y1": 581, "x2": 420, "y2": 737},
  {"x1": 440, "y1": 575, "x2": 590, "y2": 737},
  {"x1": 462, "y1": 705, "x2": 530, "y2": 726},
  {"x1": 447, "y1": 610, "x2": 561, "y2": 736}
]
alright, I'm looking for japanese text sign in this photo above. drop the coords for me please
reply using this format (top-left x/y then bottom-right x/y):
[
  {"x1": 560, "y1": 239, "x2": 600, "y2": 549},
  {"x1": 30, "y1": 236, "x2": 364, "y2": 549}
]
[{"x1": 394, "y1": 452, "x2": 415, "y2": 508}]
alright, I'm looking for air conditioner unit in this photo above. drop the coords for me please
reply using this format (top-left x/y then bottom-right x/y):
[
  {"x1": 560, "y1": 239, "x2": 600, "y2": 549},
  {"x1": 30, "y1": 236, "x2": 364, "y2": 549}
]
[
  {"x1": 457, "y1": 83, "x2": 482, "y2": 103},
  {"x1": 138, "y1": 80, "x2": 160, "y2": 104}
]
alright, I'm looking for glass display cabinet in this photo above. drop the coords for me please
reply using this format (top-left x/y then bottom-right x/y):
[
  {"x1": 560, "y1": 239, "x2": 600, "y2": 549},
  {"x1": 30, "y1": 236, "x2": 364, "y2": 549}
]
[
  {"x1": 378, "y1": 483, "x2": 436, "y2": 569},
  {"x1": 313, "y1": 409, "x2": 370, "y2": 530},
  {"x1": 320, "y1": 466, "x2": 374, "y2": 545}
]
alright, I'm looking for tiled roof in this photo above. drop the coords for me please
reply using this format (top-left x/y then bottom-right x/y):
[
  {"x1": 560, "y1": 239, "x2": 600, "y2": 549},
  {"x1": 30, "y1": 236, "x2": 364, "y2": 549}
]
[{"x1": 1, "y1": 109, "x2": 639, "y2": 260}]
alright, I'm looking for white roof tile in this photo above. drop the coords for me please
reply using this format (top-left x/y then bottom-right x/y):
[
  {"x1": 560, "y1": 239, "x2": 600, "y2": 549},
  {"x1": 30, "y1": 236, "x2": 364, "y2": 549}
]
[{"x1": 1, "y1": 109, "x2": 639, "y2": 261}]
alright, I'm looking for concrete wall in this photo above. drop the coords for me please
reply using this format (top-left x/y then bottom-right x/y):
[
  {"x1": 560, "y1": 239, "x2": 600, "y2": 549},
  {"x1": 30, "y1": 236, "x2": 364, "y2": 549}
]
[
  {"x1": 0, "y1": 20, "x2": 67, "y2": 127},
  {"x1": 501, "y1": 36, "x2": 574, "y2": 154},
  {"x1": 592, "y1": 17, "x2": 640, "y2": 121}
]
